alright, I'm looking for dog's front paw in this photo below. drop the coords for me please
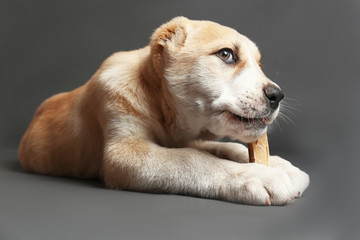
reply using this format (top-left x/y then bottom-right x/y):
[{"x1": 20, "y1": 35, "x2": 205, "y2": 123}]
[
  {"x1": 269, "y1": 156, "x2": 310, "y2": 198},
  {"x1": 224, "y1": 164, "x2": 301, "y2": 205}
]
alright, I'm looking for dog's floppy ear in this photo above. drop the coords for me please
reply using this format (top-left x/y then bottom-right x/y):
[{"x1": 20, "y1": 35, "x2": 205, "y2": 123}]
[{"x1": 150, "y1": 16, "x2": 189, "y2": 76}]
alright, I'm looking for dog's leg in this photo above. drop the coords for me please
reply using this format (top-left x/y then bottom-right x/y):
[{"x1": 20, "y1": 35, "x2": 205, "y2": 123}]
[
  {"x1": 103, "y1": 138, "x2": 307, "y2": 205},
  {"x1": 189, "y1": 140, "x2": 249, "y2": 163}
]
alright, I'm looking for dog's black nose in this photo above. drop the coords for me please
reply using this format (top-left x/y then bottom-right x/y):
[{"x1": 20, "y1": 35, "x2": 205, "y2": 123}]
[{"x1": 263, "y1": 85, "x2": 284, "y2": 110}]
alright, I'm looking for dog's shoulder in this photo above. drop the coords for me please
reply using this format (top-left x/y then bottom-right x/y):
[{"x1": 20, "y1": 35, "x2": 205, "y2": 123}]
[
  {"x1": 84, "y1": 46, "x2": 149, "y2": 106},
  {"x1": 86, "y1": 46, "x2": 156, "y2": 125},
  {"x1": 96, "y1": 47, "x2": 150, "y2": 85}
]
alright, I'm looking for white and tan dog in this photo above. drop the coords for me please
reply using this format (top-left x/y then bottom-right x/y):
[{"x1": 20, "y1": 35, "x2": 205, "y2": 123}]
[{"x1": 19, "y1": 17, "x2": 309, "y2": 205}]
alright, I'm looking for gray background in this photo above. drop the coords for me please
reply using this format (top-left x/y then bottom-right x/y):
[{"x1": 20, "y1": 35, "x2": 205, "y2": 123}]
[{"x1": 1, "y1": 0, "x2": 359, "y2": 239}]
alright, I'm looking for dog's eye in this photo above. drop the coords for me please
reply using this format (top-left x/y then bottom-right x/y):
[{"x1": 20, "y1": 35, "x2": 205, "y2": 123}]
[{"x1": 216, "y1": 48, "x2": 237, "y2": 64}]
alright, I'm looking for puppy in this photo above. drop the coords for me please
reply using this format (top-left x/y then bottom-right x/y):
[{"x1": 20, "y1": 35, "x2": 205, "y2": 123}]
[{"x1": 19, "y1": 17, "x2": 309, "y2": 205}]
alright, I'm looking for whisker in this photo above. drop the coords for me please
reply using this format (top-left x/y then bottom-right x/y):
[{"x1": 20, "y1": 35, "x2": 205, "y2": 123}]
[
  {"x1": 281, "y1": 98, "x2": 301, "y2": 110},
  {"x1": 274, "y1": 117, "x2": 283, "y2": 133},
  {"x1": 280, "y1": 107, "x2": 296, "y2": 118},
  {"x1": 281, "y1": 103, "x2": 298, "y2": 112},
  {"x1": 277, "y1": 111, "x2": 298, "y2": 128},
  {"x1": 282, "y1": 96, "x2": 299, "y2": 102},
  {"x1": 270, "y1": 96, "x2": 300, "y2": 131}
]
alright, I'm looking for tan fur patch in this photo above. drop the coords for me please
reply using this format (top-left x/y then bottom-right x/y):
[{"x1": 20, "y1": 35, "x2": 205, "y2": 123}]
[{"x1": 115, "y1": 94, "x2": 143, "y2": 118}]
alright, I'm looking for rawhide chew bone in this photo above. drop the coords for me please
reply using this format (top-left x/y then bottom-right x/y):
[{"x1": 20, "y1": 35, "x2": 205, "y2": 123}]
[{"x1": 248, "y1": 132, "x2": 269, "y2": 166}]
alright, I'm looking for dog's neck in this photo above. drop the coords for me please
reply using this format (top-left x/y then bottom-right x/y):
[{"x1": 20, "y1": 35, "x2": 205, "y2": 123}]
[{"x1": 140, "y1": 52, "x2": 179, "y2": 135}]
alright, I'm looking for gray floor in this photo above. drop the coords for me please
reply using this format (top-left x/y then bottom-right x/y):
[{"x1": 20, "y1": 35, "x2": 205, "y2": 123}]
[{"x1": 1, "y1": 148, "x2": 358, "y2": 240}]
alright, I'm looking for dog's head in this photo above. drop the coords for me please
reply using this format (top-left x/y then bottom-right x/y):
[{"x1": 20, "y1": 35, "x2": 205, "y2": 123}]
[{"x1": 150, "y1": 17, "x2": 284, "y2": 143}]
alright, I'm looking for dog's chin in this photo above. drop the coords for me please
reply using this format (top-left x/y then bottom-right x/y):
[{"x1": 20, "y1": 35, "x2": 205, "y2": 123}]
[{"x1": 207, "y1": 111, "x2": 274, "y2": 143}]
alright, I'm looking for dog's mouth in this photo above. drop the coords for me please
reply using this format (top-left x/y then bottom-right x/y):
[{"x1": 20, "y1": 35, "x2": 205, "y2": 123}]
[
  {"x1": 227, "y1": 111, "x2": 274, "y2": 126},
  {"x1": 207, "y1": 109, "x2": 275, "y2": 142}
]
